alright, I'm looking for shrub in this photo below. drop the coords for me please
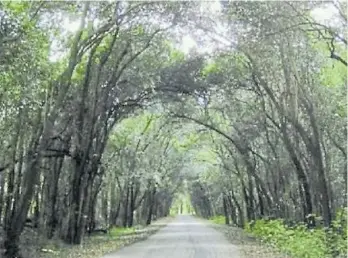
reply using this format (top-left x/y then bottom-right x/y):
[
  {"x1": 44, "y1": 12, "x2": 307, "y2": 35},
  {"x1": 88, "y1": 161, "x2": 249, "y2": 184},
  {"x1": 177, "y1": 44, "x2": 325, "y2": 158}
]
[{"x1": 245, "y1": 209, "x2": 347, "y2": 258}]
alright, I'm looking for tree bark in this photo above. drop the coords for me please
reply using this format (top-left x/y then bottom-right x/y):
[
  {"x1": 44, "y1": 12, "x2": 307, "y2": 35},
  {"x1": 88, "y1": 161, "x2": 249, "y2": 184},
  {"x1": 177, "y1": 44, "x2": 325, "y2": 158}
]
[{"x1": 222, "y1": 194, "x2": 230, "y2": 225}]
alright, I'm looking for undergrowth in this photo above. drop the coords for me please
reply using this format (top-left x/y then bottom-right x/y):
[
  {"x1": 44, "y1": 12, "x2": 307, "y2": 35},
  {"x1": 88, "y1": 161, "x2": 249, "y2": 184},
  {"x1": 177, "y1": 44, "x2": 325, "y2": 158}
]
[
  {"x1": 109, "y1": 227, "x2": 136, "y2": 237},
  {"x1": 16, "y1": 217, "x2": 173, "y2": 258},
  {"x1": 208, "y1": 215, "x2": 226, "y2": 225},
  {"x1": 245, "y1": 208, "x2": 347, "y2": 258},
  {"x1": 208, "y1": 216, "x2": 288, "y2": 258}
]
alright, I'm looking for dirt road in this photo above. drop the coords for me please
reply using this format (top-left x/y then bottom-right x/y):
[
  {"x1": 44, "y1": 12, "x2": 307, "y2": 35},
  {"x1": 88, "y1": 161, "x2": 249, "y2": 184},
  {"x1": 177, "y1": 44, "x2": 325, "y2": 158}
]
[{"x1": 103, "y1": 215, "x2": 240, "y2": 258}]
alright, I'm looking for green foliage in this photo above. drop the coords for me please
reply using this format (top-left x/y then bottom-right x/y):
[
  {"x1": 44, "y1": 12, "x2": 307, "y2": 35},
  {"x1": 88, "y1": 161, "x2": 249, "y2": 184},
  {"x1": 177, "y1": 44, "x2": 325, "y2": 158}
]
[
  {"x1": 109, "y1": 112, "x2": 158, "y2": 148},
  {"x1": 109, "y1": 227, "x2": 136, "y2": 238},
  {"x1": 201, "y1": 61, "x2": 220, "y2": 77},
  {"x1": 245, "y1": 209, "x2": 347, "y2": 258},
  {"x1": 162, "y1": 39, "x2": 186, "y2": 63},
  {"x1": 0, "y1": 1, "x2": 51, "y2": 110},
  {"x1": 170, "y1": 192, "x2": 194, "y2": 215},
  {"x1": 194, "y1": 148, "x2": 217, "y2": 164},
  {"x1": 312, "y1": 37, "x2": 347, "y2": 90},
  {"x1": 209, "y1": 215, "x2": 226, "y2": 225},
  {"x1": 319, "y1": 58, "x2": 347, "y2": 89},
  {"x1": 169, "y1": 48, "x2": 185, "y2": 62},
  {"x1": 172, "y1": 132, "x2": 200, "y2": 152},
  {"x1": 2, "y1": 1, "x2": 31, "y2": 15}
]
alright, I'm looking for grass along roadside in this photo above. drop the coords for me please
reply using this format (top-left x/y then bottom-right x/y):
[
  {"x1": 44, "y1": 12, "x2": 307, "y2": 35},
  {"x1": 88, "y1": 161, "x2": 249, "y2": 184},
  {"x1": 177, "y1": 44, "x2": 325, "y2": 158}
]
[
  {"x1": 207, "y1": 216, "x2": 290, "y2": 258},
  {"x1": 208, "y1": 212, "x2": 347, "y2": 258},
  {"x1": 244, "y1": 215, "x2": 347, "y2": 258},
  {"x1": 208, "y1": 215, "x2": 226, "y2": 225},
  {"x1": 31, "y1": 216, "x2": 174, "y2": 258}
]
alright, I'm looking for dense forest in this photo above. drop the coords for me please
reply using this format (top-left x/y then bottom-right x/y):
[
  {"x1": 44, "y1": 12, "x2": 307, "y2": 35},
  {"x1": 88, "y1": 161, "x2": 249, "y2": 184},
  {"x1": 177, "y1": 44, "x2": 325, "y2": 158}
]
[{"x1": 0, "y1": 1, "x2": 346, "y2": 258}]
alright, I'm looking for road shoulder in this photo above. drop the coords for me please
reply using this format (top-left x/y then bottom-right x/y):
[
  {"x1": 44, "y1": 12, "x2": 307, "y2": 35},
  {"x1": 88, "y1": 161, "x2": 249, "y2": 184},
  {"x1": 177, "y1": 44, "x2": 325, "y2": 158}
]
[
  {"x1": 37, "y1": 217, "x2": 174, "y2": 258},
  {"x1": 208, "y1": 223, "x2": 290, "y2": 258}
]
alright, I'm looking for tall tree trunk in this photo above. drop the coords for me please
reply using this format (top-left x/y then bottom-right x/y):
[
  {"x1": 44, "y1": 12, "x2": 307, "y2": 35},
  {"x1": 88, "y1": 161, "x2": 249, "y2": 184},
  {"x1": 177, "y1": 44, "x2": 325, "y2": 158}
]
[
  {"x1": 222, "y1": 194, "x2": 230, "y2": 225},
  {"x1": 257, "y1": 184, "x2": 264, "y2": 218},
  {"x1": 0, "y1": 169, "x2": 5, "y2": 224},
  {"x1": 66, "y1": 159, "x2": 84, "y2": 244},
  {"x1": 128, "y1": 182, "x2": 135, "y2": 227},
  {"x1": 33, "y1": 187, "x2": 40, "y2": 228},
  {"x1": 47, "y1": 157, "x2": 63, "y2": 238},
  {"x1": 122, "y1": 184, "x2": 129, "y2": 228},
  {"x1": 226, "y1": 194, "x2": 238, "y2": 226},
  {"x1": 146, "y1": 187, "x2": 156, "y2": 225}
]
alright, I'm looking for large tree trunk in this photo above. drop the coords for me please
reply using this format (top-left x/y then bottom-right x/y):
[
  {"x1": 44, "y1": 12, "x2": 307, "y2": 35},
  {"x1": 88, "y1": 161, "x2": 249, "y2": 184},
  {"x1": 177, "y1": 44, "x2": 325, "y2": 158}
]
[
  {"x1": 257, "y1": 184, "x2": 264, "y2": 218},
  {"x1": 65, "y1": 158, "x2": 85, "y2": 244},
  {"x1": 222, "y1": 194, "x2": 230, "y2": 225},
  {"x1": 46, "y1": 157, "x2": 63, "y2": 238},
  {"x1": 4, "y1": 150, "x2": 42, "y2": 258},
  {"x1": 122, "y1": 184, "x2": 130, "y2": 228},
  {"x1": 0, "y1": 169, "x2": 5, "y2": 224},
  {"x1": 128, "y1": 182, "x2": 135, "y2": 227},
  {"x1": 146, "y1": 187, "x2": 156, "y2": 225}
]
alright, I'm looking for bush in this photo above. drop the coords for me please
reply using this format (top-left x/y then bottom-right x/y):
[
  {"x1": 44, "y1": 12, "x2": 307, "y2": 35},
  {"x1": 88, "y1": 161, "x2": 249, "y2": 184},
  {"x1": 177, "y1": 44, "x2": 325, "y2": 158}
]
[{"x1": 245, "y1": 209, "x2": 347, "y2": 258}]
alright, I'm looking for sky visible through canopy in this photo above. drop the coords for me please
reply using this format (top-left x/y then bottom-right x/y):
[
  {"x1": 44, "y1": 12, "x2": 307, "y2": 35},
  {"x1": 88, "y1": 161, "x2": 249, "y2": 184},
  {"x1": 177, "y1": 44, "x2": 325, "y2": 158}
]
[{"x1": 49, "y1": 1, "x2": 338, "y2": 61}]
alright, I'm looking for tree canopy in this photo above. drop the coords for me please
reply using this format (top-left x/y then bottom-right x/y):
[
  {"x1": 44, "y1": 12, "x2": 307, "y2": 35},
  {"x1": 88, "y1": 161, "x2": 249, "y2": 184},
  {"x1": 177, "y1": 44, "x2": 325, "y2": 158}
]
[{"x1": 0, "y1": 1, "x2": 346, "y2": 257}]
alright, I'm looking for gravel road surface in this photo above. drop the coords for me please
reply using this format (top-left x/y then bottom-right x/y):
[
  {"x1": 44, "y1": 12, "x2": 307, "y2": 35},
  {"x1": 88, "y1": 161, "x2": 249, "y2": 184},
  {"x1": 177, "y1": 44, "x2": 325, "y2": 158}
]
[{"x1": 103, "y1": 215, "x2": 240, "y2": 258}]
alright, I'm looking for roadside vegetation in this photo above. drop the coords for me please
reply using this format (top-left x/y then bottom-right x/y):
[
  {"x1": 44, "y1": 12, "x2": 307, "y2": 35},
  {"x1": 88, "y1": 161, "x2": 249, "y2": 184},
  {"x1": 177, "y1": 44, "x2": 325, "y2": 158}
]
[
  {"x1": 208, "y1": 209, "x2": 347, "y2": 258},
  {"x1": 209, "y1": 216, "x2": 226, "y2": 225},
  {"x1": 245, "y1": 210, "x2": 347, "y2": 258},
  {"x1": 25, "y1": 217, "x2": 172, "y2": 258},
  {"x1": 0, "y1": 1, "x2": 346, "y2": 258}
]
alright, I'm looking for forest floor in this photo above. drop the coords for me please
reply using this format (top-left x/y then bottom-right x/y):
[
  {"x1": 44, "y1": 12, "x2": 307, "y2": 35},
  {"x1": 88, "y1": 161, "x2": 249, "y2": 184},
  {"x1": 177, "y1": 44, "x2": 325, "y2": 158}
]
[
  {"x1": 5, "y1": 217, "x2": 174, "y2": 258},
  {"x1": 209, "y1": 223, "x2": 291, "y2": 258}
]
